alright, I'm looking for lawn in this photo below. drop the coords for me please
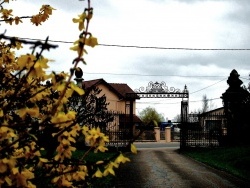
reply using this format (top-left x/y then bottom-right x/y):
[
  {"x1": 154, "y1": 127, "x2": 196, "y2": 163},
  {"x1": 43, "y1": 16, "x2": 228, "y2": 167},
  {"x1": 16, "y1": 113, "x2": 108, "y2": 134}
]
[
  {"x1": 181, "y1": 146, "x2": 250, "y2": 181},
  {"x1": 37, "y1": 148, "x2": 120, "y2": 187},
  {"x1": 72, "y1": 149, "x2": 120, "y2": 187}
]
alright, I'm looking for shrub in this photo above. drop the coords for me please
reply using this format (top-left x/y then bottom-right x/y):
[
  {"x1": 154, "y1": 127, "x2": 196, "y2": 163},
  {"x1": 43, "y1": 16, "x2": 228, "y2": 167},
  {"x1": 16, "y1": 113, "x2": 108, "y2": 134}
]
[{"x1": 0, "y1": 1, "x2": 136, "y2": 187}]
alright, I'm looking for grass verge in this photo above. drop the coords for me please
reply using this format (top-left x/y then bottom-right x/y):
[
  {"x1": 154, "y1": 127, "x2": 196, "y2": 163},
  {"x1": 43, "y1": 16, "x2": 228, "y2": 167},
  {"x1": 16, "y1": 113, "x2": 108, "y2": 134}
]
[
  {"x1": 181, "y1": 146, "x2": 250, "y2": 181},
  {"x1": 72, "y1": 149, "x2": 120, "y2": 187}
]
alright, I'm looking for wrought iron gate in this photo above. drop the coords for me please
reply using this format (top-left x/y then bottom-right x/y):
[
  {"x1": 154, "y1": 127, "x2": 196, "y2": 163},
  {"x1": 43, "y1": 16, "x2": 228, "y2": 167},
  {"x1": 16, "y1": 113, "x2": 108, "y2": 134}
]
[
  {"x1": 126, "y1": 81, "x2": 189, "y2": 142},
  {"x1": 180, "y1": 113, "x2": 227, "y2": 149}
]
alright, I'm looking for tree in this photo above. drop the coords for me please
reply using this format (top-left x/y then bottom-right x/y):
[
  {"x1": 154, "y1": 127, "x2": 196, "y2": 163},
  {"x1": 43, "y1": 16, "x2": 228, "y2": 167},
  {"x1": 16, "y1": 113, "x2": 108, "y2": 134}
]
[
  {"x1": 69, "y1": 85, "x2": 115, "y2": 148},
  {"x1": 139, "y1": 106, "x2": 165, "y2": 126},
  {"x1": 201, "y1": 94, "x2": 209, "y2": 113},
  {"x1": 173, "y1": 114, "x2": 181, "y2": 122},
  {"x1": 193, "y1": 94, "x2": 216, "y2": 114},
  {"x1": 0, "y1": 1, "x2": 136, "y2": 187},
  {"x1": 69, "y1": 84, "x2": 114, "y2": 129}
]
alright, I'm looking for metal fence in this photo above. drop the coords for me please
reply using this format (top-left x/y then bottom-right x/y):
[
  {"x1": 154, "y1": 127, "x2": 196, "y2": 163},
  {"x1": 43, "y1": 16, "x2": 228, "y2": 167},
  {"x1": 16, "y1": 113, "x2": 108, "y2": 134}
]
[
  {"x1": 104, "y1": 112, "x2": 133, "y2": 148},
  {"x1": 180, "y1": 113, "x2": 227, "y2": 149},
  {"x1": 136, "y1": 130, "x2": 155, "y2": 141}
]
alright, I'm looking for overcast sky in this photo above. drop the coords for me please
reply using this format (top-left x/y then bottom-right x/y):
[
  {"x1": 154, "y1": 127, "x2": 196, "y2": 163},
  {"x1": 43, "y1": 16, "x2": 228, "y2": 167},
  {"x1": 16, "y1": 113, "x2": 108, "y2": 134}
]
[{"x1": 2, "y1": 0, "x2": 250, "y2": 120}]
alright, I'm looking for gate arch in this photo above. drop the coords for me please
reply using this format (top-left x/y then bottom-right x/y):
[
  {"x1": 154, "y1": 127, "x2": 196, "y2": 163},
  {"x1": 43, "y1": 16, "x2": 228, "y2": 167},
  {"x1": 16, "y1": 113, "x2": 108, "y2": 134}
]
[{"x1": 126, "y1": 81, "x2": 189, "y2": 137}]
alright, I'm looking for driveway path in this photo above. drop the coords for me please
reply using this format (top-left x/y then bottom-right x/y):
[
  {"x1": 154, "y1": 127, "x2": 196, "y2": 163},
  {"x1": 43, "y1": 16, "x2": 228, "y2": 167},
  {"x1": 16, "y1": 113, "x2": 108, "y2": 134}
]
[{"x1": 114, "y1": 145, "x2": 250, "y2": 188}]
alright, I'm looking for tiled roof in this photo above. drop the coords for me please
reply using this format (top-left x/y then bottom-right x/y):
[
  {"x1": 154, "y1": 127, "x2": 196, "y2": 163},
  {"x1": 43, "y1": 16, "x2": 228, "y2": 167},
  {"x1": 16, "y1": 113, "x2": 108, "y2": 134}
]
[
  {"x1": 119, "y1": 114, "x2": 142, "y2": 123},
  {"x1": 83, "y1": 78, "x2": 104, "y2": 90},
  {"x1": 201, "y1": 107, "x2": 224, "y2": 115},
  {"x1": 82, "y1": 79, "x2": 138, "y2": 100},
  {"x1": 109, "y1": 83, "x2": 135, "y2": 98}
]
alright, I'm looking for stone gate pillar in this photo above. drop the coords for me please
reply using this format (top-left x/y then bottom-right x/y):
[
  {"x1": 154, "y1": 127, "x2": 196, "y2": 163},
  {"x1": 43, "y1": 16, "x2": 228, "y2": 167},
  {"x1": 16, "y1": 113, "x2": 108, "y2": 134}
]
[
  {"x1": 165, "y1": 127, "x2": 171, "y2": 143},
  {"x1": 221, "y1": 69, "x2": 250, "y2": 145},
  {"x1": 154, "y1": 127, "x2": 160, "y2": 142}
]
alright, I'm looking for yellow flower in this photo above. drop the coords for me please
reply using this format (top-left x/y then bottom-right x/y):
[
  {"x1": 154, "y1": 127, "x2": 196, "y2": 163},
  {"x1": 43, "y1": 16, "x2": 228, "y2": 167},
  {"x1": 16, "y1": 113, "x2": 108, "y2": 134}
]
[
  {"x1": 29, "y1": 141, "x2": 36, "y2": 150},
  {"x1": 68, "y1": 136, "x2": 76, "y2": 143},
  {"x1": 70, "y1": 39, "x2": 88, "y2": 57},
  {"x1": 40, "y1": 158, "x2": 48, "y2": 163},
  {"x1": 0, "y1": 157, "x2": 16, "y2": 172},
  {"x1": 110, "y1": 161, "x2": 119, "y2": 168},
  {"x1": 14, "y1": 16, "x2": 23, "y2": 25},
  {"x1": 27, "y1": 106, "x2": 40, "y2": 118},
  {"x1": 12, "y1": 167, "x2": 19, "y2": 175},
  {"x1": 95, "y1": 145, "x2": 108, "y2": 153},
  {"x1": 5, "y1": 176, "x2": 12, "y2": 186},
  {"x1": 51, "y1": 112, "x2": 68, "y2": 124},
  {"x1": 30, "y1": 57, "x2": 49, "y2": 78},
  {"x1": 61, "y1": 175, "x2": 72, "y2": 187},
  {"x1": 66, "y1": 111, "x2": 76, "y2": 120},
  {"x1": 96, "y1": 160, "x2": 104, "y2": 165},
  {"x1": 82, "y1": 126, "x2": 89, "y2": 133},
  {"x1": 72, "y1": 12, "x2": 86, "y2": 31},
  {"x1": 70, "y1": 82, "x2": 85, "y2": 95},
  {"x1": 92, "y1": 168, "x2": 103, "y2": 178},
  {"x1": 0, "y1": 127, "x2": 16, "y2": 141},
  {"x1": 18, "y1": 106, "x2": 40, "y2": 119},
  {"x1": 0, "y1": 162, "x2": 7, "y2": 173},
  {"x1": 131, "y1": 143, "x2": 137, "y2": 154},
  {"x1": 30, "y1": 15, "x2": 42, "y2": 26},
  {"x1": 103, "y1": 163, "x2": 115, "y2": 176},
  {"x1": 52, "y1": 176, "x2": 59, "y2": 184},
  {"x1": 12, "y1": 39, "x2": 23, "y2": 49},
  {"x1": 55, "y1": 143, "x2": 76, "y2": 162},
  {"x1": 38, "y1": 157, "x2": 48, "y2": 167},
  {"x1": 70, "y1": 124, "x2": 81, "y2": 137},
  {"x1": 17, "y1": 108, "x2": 27, "y2": 119},
  {"x1": 115, "y1": 154, "x2": 130, "y2": 164},
  {"x1": 27, "y1": 181, "x2": 36, "y2": 188},
  {"x1": 85, "y1": 36, "x2": 98, "y2": 48},
  {"x1": 0, "y1": 108, "x2": 3, "y2": 117},
  {"x1": 30, "y1": 5, "x2": 55, "y2": 26},
  {"x1": 40, "y1": 5, "x2": 55, "y2": 15},
  {"x1": 12, "y1": 142, "x2": 19, "y2": 149},
  {"x1": 0, "y1": 9, "x2": 13, "y2": 19},
  {"x1": 72, "y1": 171, "x2": 87, "y2": 181},
  {"x1": 62, "y1": 138, "x2": 70, "y2": 145},
  {"x1": 17, "y1": 54, "x2": 35, "y2": 70},
  {"x1": 21, "y1": 168, "x2": 34, "y2": 180},
  {"x1": 56, "y1": 83, "x2": 66, "y2": 92}
]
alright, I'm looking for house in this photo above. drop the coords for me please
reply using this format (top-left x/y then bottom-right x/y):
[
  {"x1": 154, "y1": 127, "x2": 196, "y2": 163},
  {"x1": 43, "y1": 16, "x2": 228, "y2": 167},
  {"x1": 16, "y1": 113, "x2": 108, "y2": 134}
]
[
  {"x1": 82, "y1": 78, "x2": 137, "y2": 113},
  {"x1": 198, "y1": 107, "x2": 226, "y2": 132},
  {"x1": 83, "y1": 78, "x2": 141, "y2": 122},
  {"x1": 75, "y1": 78, "x2": 142, "y2": 143}
]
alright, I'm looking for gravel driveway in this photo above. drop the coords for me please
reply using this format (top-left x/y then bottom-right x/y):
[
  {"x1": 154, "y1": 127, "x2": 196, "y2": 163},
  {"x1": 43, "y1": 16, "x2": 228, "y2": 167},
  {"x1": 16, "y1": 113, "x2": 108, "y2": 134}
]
[{"x1": 114, "y1": 148, "x2": 250, "y2": 188}]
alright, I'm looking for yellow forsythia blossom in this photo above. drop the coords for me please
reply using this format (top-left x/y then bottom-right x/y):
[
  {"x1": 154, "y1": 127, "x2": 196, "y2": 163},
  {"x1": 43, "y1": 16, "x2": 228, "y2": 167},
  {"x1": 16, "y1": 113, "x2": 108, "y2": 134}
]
[
  {"x1": 131, "y1": 143, "x2": 137, "y2": 154},
  {"x1": 72, "y1": 12, "x2": 86, "y2": 31}
]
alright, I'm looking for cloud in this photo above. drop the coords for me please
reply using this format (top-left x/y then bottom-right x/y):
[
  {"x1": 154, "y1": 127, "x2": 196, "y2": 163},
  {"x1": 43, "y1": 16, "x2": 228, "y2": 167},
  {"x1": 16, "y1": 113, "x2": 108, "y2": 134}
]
[{"x1": 1, "y1": 0, "x2": 250, "y2": 119}]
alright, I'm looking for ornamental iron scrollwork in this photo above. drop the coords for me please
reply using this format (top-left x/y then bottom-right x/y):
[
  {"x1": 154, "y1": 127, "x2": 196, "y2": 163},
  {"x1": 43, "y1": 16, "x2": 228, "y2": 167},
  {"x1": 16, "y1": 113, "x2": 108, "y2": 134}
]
[
  {"x1": 134, "y1": 81, "x2": 181, "y2": 93},
  {"x1": 126, "y1": 81, "x2": 189, "y2": 99}
]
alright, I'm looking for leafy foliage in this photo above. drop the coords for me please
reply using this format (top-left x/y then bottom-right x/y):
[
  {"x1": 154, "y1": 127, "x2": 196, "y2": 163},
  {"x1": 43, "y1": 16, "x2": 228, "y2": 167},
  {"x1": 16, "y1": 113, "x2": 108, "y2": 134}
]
[{"x1": 139, "y1": 106, "x2": 165, "y2": 125}]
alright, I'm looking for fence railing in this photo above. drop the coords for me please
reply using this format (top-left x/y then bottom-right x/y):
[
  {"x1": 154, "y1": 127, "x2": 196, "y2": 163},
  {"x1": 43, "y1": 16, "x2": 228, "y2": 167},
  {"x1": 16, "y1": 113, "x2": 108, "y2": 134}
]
[
  {"x1": 180, "y1": 113, "x2": 228, "y2": 148},
  {"x1": 104, "y1": 112, "x2": 134, "y2": 148}
]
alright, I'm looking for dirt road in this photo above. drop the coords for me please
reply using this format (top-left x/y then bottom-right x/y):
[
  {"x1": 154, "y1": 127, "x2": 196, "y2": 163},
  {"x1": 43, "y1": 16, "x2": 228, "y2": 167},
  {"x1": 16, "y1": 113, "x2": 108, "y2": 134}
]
[{"x1": 114, "y1": 148, "x2": 250, "y2": 188}]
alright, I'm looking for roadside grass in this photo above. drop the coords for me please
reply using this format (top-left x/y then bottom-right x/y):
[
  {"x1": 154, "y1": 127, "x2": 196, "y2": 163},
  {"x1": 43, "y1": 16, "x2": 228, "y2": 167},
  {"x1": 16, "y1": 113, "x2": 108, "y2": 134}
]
[
  {"x1": 37, "y1": 149, "x2": 120, "y2": 187},
  {"x1": 72, "y1": 149, "x2": 120, "y2": 187},
  {"x1": 181, "y1": 146, "x2": 250, "y2": 181},
  {"x1": 72, "y1": 149, "x2": 119, "y2": 163}
]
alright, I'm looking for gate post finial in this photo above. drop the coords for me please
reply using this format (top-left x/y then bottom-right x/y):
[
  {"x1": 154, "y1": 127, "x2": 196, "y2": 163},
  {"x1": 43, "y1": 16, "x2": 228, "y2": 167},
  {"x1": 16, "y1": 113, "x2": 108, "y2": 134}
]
[{"x1": 183, "y1": 85, "x2": 188, "y2": 93}]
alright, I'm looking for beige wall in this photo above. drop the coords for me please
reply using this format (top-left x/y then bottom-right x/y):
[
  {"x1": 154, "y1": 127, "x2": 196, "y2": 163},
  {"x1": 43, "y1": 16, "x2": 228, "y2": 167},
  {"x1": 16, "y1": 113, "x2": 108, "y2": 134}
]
[{"x1": 97, "y1": 83, "x2": 136, "y2": 114}]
